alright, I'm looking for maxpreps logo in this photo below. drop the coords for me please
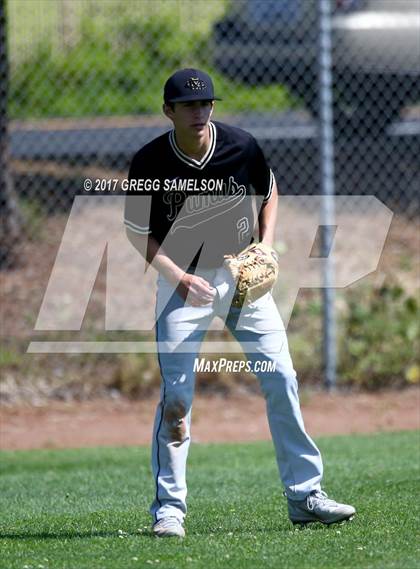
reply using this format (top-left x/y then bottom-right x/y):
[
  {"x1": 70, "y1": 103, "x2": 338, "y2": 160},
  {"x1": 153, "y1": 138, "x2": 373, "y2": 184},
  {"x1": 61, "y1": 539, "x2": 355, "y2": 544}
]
[{"x1": 164, "y1": 176, "x2": 246, "y2": 234}]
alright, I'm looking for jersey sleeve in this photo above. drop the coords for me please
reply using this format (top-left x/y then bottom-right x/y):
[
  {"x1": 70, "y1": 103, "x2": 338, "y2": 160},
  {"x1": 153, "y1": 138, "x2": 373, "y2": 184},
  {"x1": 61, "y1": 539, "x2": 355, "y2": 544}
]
[
  {"x1": 123, "y1": 152, "x2": 152, "y2": 236},
  {"x1": 249, "y1": 139, "x2": 275, "y2": 203}
]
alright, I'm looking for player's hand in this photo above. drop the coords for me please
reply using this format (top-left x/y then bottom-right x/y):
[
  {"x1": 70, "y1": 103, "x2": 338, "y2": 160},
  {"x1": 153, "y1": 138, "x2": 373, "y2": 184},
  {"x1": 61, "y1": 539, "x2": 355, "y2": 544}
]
[{"x1": 177, "y1": 273, "x2": 217, "y2": 306}]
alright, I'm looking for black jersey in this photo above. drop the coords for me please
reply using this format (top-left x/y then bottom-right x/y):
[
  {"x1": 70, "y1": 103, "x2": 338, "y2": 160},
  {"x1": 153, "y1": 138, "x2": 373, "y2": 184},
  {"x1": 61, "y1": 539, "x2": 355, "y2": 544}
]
[{"x1": 124, "y1": 120, "x2": 275, "y2": 268}]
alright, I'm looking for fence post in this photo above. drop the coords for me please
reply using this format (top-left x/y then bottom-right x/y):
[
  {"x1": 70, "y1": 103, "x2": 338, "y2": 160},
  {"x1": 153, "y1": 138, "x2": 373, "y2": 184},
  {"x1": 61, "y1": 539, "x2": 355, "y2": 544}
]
[
  {"x1": 0, "y1": 0, "x2": 21, "y2": 268},
  {"x1": 317, "y1": 0, "x2": 337, "y2": 390}
]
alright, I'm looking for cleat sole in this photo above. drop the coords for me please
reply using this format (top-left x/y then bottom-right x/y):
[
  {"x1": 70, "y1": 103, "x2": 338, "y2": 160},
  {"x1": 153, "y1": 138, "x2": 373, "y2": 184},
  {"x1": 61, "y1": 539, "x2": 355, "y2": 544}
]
[{"x1": 291, "y1": 514, "x2": 355, "y2": 527}]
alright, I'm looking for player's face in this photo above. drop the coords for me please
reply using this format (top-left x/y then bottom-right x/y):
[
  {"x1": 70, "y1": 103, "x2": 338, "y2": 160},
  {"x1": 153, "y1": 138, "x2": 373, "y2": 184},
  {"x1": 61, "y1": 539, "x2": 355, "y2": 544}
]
[{"x1": 164, "y1": 100, "x2": 214, "y2": 136}]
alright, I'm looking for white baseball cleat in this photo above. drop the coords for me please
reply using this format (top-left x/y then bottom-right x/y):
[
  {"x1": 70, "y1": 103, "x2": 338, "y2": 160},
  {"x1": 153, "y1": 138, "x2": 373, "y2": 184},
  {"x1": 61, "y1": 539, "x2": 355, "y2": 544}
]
[
  {"x1": 287, "y1": 490, "x2": 356, "y2": 526},
  {"x1": 152, "y1": 516, "x2": 185, "y2": 538}
]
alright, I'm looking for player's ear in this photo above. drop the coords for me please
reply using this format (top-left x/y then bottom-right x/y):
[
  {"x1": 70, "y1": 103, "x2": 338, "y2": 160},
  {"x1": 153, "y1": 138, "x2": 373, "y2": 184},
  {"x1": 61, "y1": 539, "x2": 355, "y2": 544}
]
[{"x1": 163, "y1": 103, "x2": 174, "y2": 120}]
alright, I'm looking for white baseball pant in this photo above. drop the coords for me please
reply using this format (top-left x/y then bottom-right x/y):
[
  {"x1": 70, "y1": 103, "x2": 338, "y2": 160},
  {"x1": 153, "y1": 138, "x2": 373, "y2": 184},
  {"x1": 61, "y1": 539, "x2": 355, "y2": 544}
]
[{"x1": 150, "y1": 266, "x2": 323, "y2": 523}]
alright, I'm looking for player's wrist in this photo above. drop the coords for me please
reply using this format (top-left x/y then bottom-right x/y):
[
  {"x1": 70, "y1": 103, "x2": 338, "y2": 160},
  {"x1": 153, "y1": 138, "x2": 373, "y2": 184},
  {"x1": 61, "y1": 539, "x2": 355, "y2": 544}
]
[
  {"x1": 165, "y1": 266, "x2": 186, "y2": 287},
  {"x1": 260, "y1": 237, "x2": 274, "y2": 247}
]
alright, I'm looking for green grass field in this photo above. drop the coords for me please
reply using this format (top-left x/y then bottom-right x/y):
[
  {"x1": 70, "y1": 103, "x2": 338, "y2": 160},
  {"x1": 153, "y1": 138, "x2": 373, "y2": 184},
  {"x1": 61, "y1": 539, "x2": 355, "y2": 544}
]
[{"x1": 1, "y1": 431, "x2": 419, "y2": 569}]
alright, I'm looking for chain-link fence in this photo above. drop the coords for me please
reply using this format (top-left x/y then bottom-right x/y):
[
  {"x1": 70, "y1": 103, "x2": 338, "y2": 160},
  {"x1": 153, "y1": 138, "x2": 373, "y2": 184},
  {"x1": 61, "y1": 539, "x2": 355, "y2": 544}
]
[
  {"x1": 5, "y1": 0, "x2": 420, "y2": 216},
  {"x1": 1, "y1": 0, "x2": 419, "y2": 400}
]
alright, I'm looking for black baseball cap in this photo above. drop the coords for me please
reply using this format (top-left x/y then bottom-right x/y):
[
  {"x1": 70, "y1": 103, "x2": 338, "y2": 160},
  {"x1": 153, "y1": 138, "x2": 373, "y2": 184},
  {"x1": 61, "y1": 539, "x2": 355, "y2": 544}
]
[{"x1": 164, "y1": 68, "x2": 222, "y2": 104}]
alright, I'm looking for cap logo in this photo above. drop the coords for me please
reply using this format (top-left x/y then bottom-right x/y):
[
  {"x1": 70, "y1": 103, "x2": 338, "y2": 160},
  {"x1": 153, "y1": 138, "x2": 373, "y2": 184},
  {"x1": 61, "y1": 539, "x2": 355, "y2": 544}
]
[{"x1": 185, "y1": 77, "x2": 206, "y2": 91}]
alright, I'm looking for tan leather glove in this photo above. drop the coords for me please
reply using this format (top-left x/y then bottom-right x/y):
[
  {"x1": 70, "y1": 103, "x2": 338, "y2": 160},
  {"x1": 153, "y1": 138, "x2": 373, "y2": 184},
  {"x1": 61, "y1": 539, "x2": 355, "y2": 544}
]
[{"x1": 224, "y1": 242, "x2": 279, "y2": 308}]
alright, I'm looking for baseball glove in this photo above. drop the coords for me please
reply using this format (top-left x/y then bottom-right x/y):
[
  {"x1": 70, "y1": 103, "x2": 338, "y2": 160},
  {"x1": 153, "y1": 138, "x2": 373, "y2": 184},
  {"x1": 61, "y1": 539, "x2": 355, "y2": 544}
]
[{"x1": 224, "y1": 242, "x2": 279, "y2": 308}]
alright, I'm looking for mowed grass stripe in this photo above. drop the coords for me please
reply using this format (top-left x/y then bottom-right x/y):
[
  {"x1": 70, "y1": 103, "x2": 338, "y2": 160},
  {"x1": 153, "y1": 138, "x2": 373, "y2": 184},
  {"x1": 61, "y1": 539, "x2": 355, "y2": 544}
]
[{"x1": 0, "y1": 431, "x2": 419, "y2": 569}]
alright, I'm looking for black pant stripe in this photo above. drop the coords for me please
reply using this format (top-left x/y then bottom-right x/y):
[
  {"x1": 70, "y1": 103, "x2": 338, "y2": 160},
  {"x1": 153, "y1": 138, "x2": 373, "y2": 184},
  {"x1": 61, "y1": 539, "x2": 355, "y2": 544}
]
[{"x1": 153, "y1": 313, "x2": 166, "y2": 523}]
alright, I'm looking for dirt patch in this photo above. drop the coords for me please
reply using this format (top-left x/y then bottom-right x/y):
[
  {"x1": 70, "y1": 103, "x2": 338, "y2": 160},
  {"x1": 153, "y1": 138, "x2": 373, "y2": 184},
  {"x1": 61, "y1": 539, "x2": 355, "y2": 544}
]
[
  {"x1": 1, "y1": 388, "x2": 418, "y2": 451},
  {"x1": 1, "y1": 179, "x2": 418, "y2": 405}
]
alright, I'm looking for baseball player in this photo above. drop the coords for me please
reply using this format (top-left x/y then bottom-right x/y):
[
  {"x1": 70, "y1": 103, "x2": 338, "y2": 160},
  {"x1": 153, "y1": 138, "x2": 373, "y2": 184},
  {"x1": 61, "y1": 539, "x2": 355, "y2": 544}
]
[{"x1": 124, "y1": 68, "x2": 355, "y2": 538}]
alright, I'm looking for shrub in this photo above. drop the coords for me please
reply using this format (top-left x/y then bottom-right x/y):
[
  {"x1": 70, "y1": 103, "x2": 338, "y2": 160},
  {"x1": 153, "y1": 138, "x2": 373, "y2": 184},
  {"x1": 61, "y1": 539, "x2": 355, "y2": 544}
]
[
  {"x1": 338, "y1": 283, "x2": 419, "y2": 388},
  {"x1": 9, "y1": 7, "x2": 292, "y2": 118}
]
